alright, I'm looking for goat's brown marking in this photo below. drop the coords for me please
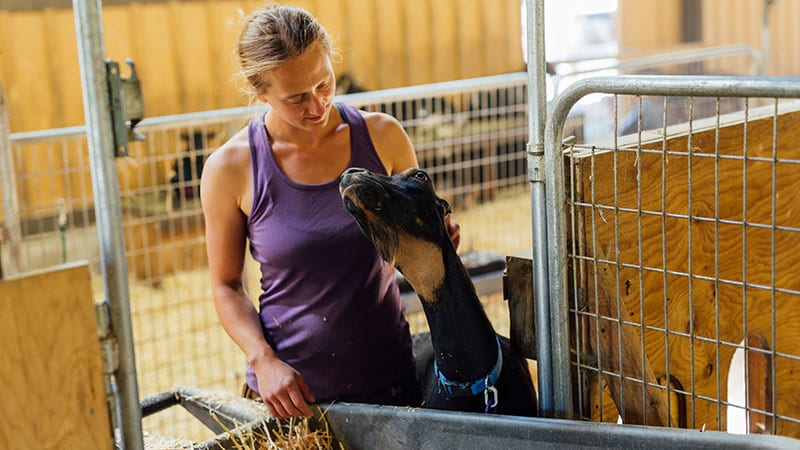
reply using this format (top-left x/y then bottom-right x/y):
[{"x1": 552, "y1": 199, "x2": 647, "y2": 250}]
[{"x1": 394, "y1": 233, "x2": 445, "y2": 302}]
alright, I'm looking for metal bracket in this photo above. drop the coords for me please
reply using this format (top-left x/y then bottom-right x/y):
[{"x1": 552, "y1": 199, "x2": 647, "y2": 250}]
[
  {"x1": 95, "y1": 300, "x2": 119, "y2": 374},
  {"x1": 106, "y1": 58, "x2": 145, "y2": 157},
  {"x1": 526, "y1": 142, "x2": 545, "y2": 183}
]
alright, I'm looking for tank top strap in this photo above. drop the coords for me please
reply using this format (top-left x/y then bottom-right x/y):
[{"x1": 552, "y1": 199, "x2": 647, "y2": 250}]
[{"x1": 247, "y1": 112, "x2": 272, "y2": 223}]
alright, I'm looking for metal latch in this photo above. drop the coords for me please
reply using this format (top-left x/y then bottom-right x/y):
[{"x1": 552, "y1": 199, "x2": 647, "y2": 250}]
[{"x1": 106, "y1": 58, "x2": 145, "y2": 157}]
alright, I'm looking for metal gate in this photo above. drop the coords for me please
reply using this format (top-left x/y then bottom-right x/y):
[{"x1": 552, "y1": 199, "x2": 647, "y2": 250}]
[{"x1": 540, "y1": 75, "x2": 800, "y2": 436}]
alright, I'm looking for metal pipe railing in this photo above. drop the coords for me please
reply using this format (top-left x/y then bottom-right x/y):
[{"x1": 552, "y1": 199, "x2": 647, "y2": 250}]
[
  {"x1": 72, "y1": 0, "x2": 143, "y2": 448},
  {"x1": 525, "y1": 0, "x2": 557, "y2": 418},
  {"x1": 0, "y1": 83, "x2": 23, "y2": 276},
  {"x1": 550, "y1": 44, "x2": 763, "y2": 95}
]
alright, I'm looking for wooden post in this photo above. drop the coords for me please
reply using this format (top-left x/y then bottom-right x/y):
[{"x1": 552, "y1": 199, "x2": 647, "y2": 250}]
[
  {"x1": 588, "y1": 263, "x2": 671, "y2": 427},
  {"x1": 747, "y1": 334, "x2": 773, "y2": 434}
]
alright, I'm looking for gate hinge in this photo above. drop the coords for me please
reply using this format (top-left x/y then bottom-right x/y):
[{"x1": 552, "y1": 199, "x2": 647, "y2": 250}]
[{"x1": 95, "y1": 300, "x2": 119, "y2": 374}]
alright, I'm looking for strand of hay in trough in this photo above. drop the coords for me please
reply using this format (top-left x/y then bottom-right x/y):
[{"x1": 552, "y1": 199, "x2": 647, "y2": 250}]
[
  {"x1": 142, "y1": 432, "x2": 196, "y2": 449},
  {"x1": 212, "y1": 408, "x2": 342, "y2": 450}
]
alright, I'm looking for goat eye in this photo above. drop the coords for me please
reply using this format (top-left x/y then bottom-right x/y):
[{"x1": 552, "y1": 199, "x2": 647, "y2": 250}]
[{"x1": 413, "y1": 171, "x2": 430, "y2": 182}]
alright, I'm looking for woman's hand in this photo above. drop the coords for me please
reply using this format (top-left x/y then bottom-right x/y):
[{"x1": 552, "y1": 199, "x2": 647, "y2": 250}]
[
  {"x1": 445, "y1": 214, "x2": 461, "y2": 251},
  {"x1": 252, "y1": 355, "x2": 316, "y2": 419}
]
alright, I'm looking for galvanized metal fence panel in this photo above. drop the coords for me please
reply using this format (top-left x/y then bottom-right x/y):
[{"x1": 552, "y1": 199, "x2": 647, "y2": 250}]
[
  {"x1": 543, "y1": 75, "x2": 800, "y2": 438},
  {"x1": 2, "y1": 73, "x2": 533, "y2": 439}
]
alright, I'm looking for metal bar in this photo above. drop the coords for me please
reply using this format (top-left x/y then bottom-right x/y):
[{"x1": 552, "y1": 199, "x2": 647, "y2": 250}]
[
  {"x1": 661, "y1": 96, "x2": 673, "y2": 427},
  {"x1": 687, "y1": 97, "x2": 697, "y2": 429},
  {"x1": 0, "y1": 82, "x2": 23, "y2": 275},
  {"x1": 544, "y1": 75, "x2": 800, "y2": 421},
  {"x1": 553, "y1": 76, "x2": 800, "y2": 100},
  {"x1": 549, "y1": 44, "x2": 761, "y2": 97},
  {"x1": 526, "y1": 0, "x2": 555, "y2": 418},
  {"x1": 553, "y1": 44, "x2": 759, "y2": 76},
  {"x1": 72, "y1": 0, "x2": 143, "y2": 448},
  {"x1": 742, "y1": 99, "x2": 751, "y2": 432},
  {"x1": 9, "y1": 72, "x2": 529, "y2": 142},
  {"x1": 770, "y1": 98, "x2": 779, "y2": 434}
]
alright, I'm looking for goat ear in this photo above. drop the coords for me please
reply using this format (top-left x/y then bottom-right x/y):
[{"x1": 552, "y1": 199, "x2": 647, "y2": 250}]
[{"x1": 438, "y1": 197, "x2": 451, "y2": 216}]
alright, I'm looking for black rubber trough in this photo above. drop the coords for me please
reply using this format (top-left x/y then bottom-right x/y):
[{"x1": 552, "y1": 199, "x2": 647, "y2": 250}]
[{"x1": 141, "y1": 386, "x2": 800, "y2": 449}]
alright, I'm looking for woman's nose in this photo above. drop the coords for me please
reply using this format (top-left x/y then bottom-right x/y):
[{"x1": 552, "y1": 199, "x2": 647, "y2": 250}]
[{"x1": 309, "y1": 94, "x2": 326, "y2": 113}]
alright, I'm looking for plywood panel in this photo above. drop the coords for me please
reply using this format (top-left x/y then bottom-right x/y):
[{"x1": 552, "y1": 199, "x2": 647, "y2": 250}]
[
  {"x1": 0, "y1": 262, "x2": 112, "y2": 449},
  {"x1": 575, "y1": 106, "x2": 800, "y2": 436}
]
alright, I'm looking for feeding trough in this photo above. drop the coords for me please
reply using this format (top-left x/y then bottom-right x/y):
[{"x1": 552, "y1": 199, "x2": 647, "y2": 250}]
[{"x1": 141, "y1": 386, "x2": 799, "y2": 449}]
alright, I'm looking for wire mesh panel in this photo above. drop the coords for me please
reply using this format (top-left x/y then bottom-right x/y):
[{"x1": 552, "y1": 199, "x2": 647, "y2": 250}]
[
  {"x1": 552, "y1": 78, "x2": 800, "y2": 438},
  {"x1": 2, "y1": 74, "x2": 534, "y2": 438}
]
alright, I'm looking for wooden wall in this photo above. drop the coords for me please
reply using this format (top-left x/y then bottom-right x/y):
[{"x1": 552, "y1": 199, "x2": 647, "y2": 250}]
[
  {"x1": 617, "y1": 0, "x2": 683, "y2": 50},
  {"x1": 617, "y1": 0, "x2": 800, "y2": 76},
  {"x1": 702, "y1": 0, "x2": 800, "y2": 76},
  {"x1": 0, "y1": 0, "x2": 524, "y2": 133}
]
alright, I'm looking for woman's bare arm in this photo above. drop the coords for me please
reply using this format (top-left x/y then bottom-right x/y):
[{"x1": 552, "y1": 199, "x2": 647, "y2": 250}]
[{"x1": 201, "y1": 134, "x2": 315, "y2": 418}]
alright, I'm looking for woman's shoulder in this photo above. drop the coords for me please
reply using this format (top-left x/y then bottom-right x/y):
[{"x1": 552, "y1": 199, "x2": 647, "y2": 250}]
[
  {"x1": 359, "y1": 109, "x2": 403, "y2": 133},
  {"x1": 357, "y1": 110, "x2": 418, "y2": 174},
  {"x1": 205, "y1": 127, "x2": 251, "y2": 171},
  {"x1": 202, "y1": 127, "x2": 252, "y2": 189}
]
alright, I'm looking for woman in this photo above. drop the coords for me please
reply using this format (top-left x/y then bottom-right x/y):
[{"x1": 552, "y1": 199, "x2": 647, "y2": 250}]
[{"x1": 201, "y1": 5, "x2": 459, "y2": 419}]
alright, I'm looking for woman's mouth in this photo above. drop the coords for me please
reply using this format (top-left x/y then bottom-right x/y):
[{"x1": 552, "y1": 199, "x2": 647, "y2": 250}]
[{"x1": 306, "y1": 111, "x2": 327, "y2": 123}]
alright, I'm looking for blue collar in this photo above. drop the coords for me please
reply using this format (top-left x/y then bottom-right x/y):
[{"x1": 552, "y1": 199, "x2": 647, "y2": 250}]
[{"x1": 433, "y1": 336, "x2": 503, "y2": 397}]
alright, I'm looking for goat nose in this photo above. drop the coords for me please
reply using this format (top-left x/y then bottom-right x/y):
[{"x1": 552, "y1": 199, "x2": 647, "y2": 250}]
[{"x1": 342, "y1": 167, "x2": 367, "y2": 177}]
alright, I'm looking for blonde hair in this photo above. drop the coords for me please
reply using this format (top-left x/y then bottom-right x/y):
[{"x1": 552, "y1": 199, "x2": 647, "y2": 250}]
[{"x1": 237, "y1": 5, "x2": 334, "y2": 96}]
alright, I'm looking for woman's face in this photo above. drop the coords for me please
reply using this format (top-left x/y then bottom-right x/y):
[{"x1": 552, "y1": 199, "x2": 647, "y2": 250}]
[{"x1": 258, "y1": 43, "x2": 337, "y2": 131}]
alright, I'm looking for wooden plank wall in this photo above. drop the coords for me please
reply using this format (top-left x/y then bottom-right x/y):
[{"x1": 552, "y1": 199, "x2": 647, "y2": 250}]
[
  {"x1": 0, "y1": 0, "x2": 523, "y2": 133},
  {"x1": 702, "y1": 0, "x2": 800, "y2": 76},
  {"x1": 617, "y1": 0, "x2": 800, "y2": 76},
  {"x1": 573, "y1": 105, "x2": 800, "y2": 436},
  {"x1": 0, "y1": 0, "x2": 522, "y2": 220},
  {"x1": 617, "y1": 0, "x2": 683, "y2": 50},
  {"x1": 0, "y1": 262, "x2": 112, "y2": 449}
]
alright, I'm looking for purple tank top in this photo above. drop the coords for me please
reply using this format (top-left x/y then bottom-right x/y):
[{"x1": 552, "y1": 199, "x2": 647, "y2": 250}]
[{"x1": 244, "y1": 103, "x2": 416, "y2": 404}]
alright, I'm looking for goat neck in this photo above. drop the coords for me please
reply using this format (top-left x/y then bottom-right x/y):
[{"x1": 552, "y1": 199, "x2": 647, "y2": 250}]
[{"x1": 400, "y1": 227, "x2": 499, "y2": 384}]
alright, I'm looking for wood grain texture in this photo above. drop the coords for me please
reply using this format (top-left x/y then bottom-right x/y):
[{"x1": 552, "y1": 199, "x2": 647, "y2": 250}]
[
  {"x1": 574, "y1": 105, "x2": 800, "y2": 436},
  {"x1": 0, "y1": 262, "x2": 112, "y2": 449},
  {"x1": 4, "y1": 0, "x2": 524, "y2": 219}
]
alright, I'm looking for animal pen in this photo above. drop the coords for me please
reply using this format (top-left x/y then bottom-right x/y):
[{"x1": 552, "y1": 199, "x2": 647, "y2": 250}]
[{"x1": 2, "y1": 0, "x2": 800, "y2": 449}]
